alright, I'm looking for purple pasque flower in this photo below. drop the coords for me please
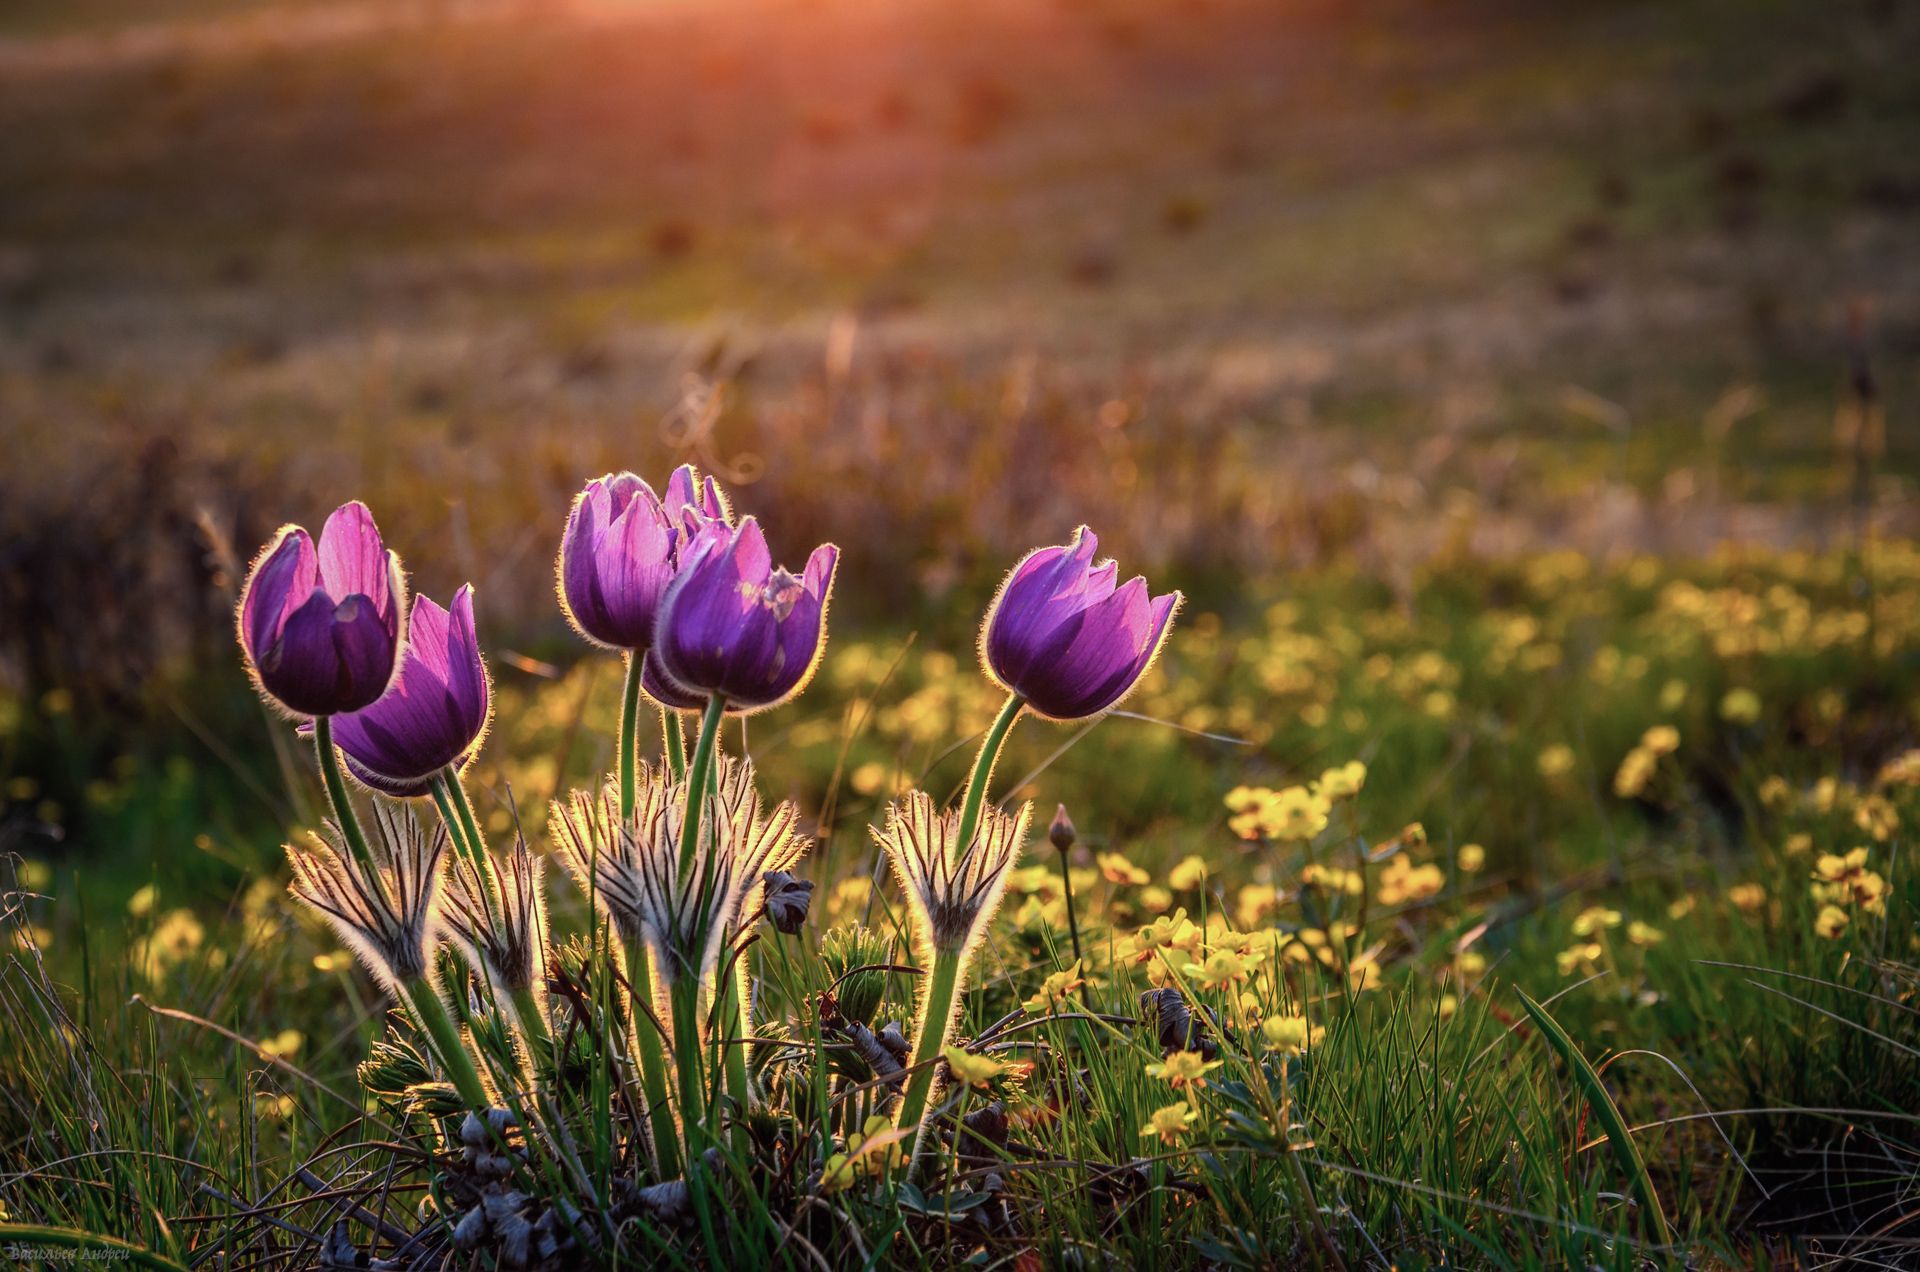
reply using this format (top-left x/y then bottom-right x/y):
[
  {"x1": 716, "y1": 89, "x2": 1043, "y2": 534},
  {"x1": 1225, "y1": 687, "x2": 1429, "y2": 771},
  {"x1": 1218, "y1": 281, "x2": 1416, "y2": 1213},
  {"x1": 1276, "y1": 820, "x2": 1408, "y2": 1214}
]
[
  {"x1": 238, "y1": 502, "x2": 408, "y2": 718},
  {"x1": 981, "y1": 526, "x2": 1180, "y2": 721},
  {"x1": 557, "y1": 464, "x2": 728, "y2": 652},
  {"x1": 652, "y1": 517, "x2": 838, "y2": 714},
  {"x1": 327, "y1": 585, "x2": 492, "y2": 797}
]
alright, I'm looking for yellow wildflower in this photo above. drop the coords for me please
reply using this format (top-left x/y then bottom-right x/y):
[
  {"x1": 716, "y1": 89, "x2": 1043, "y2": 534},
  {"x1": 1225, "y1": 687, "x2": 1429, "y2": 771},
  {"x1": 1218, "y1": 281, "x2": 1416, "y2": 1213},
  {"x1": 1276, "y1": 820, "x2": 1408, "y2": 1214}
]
[
  {"x1": 1183, "y1": 949, "x2": 1253, "y2": 991},
  {"x1": 1022, "y1": 961, "x2": 1090, "y2": 1014},
  {"x1": 1145, "y1": 1050, "x2": 1220, "y2": 1090},
  {"x1": 1168, "y1": 855, "x2": 1209, "y2": 891},
  {"x1": 1139, "y1": 1102, "x2": 1199, "y2": 1144},
  {"x1": 943, "y1": 1047, "x2": 1005, "y2": 1090},
  {"x1": 1538, "y1": 744, "x2": 1577, "y2": 779},
  {"x1": 1316, "y1": 761, "x2": 1367, "y2": 801},
  {"x1": 1626, "y1": 921, "x2": 1664, "y2": 947},
  {"x1": 1570, "y1": 906, "x2": 1622, "y2": 937},
  {"x1": 1613, "y1": 746, "x2": 1657, "y2": 799},
  {"x1": 1377, "y1": 855, "x2": 1444, "y2": 906},
  {"x1": 1720, "y1": 688, "x2": 1761, "y2": 724},
  {"x1": 1556, "y1": 943, "x2": 1604, "y2": 976},
  {"x1": 1264, "y1": 785, "x2": 1332, "y2": 841},
  {"x1": 1456, "y1": 843, "x2": 1486, "y2": 873},
  {"x1": 1260, "y1": 1014, "x2": 1323, "y2": 1054},
  {"x1": 1098, "y1": 852, "x2": 1150, "y2": 887}
]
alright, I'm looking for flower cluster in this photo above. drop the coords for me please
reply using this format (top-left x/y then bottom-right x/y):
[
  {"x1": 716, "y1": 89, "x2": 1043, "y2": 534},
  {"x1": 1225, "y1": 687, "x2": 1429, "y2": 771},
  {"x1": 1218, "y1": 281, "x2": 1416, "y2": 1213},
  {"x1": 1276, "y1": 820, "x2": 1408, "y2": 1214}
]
[{"x1": 235, "y1": 471, "x2": 1182, "y2": 1208}]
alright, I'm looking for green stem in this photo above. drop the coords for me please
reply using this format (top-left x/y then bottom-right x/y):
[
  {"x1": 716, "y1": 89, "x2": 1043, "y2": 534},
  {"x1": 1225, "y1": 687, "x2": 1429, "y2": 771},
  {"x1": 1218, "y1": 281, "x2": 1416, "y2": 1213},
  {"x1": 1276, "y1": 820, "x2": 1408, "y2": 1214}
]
[
  {"x1": 428, "y1": 772, "x2": 506, "y2": 992},
  {"x1": 893, "y1": 947, "x2": 965, "y2": 1169},
  {"x1": 661, "y1": 706, "x2": 687, "y2": 780},
  {"x1": 1057, "y1": 844, "x2": 1085, "y2": 970},
  {"x1": 312, "y1": 716, "x2": 376, "y2": 875},
  {"x1": 953, "y1": 694, "x2": 1025, "y2": 864},
  {"x1": 716, "y1": 958, "x2": 753, "y2": 1156},
  {"x1": 618, "y1": 653, "x2": 646, "y2": 820},
  {"x1": 890, "y1": 692, "x2": 1025, "y2": 1173},
  {"x1": 678, "y1": 694, "x2": 727, "y2": 877},
  {"x1": 428, "y1": 777, "x2": 472, "y2": 861},
  {"x1": 669, "y1": 976, "x2": 709, "y2": 1158},
  {"x1": 507, "y1": 984, "x2": 552, "y2": 1074},
  {"x1": 622, "y1": 935, "x2": 682, "y2": 1178},
  {"x1": 398, "y1": 975, "x2": 491, "y2": 1112}
]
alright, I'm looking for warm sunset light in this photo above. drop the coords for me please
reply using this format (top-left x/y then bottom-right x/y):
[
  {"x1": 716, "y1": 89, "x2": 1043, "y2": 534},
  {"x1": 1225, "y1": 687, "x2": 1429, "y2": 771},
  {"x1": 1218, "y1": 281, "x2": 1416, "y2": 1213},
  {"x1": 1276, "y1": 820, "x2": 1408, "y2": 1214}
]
[{"x1": 0, "y1": 0, "x2": 1914, "y2": 1266}]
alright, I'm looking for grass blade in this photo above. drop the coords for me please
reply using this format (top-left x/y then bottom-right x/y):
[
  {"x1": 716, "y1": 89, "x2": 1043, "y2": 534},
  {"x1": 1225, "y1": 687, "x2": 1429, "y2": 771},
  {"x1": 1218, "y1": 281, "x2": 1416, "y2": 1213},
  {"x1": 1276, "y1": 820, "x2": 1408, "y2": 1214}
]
[{"x1": 1514, "y1": 988, "x2": 1674, "y2": 1250}]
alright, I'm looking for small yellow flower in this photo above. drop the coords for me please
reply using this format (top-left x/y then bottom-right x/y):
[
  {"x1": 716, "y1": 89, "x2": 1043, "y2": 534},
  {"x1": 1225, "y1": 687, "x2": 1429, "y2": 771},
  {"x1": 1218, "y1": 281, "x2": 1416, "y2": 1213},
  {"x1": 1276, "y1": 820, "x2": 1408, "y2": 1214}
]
[
  {"x1": 1022, "y1": 961, "x2": 1090, "y2": 1014},
  {"x1": 1613, "y1": 746, "x2": 1658, "y2": 799},
  {"x1": 1223, "y1": 785, "x2": 1265, "y2": 813},
  {"x1": 1098, "y1": 852, "x2": 1150, "y2": 887},
  {"x1": 1814, "y1": 905, "x2": 1850, "y2": 940},
  {"x1": 1720, "y1": 687, "x2": 1761, "y2": 725},
  {"x1": 1640, "y1": 724, "x2": 1680, "y2": 756},
  {"x1": 1262, "y1": 785, "x2": 1331, "y2": 841},
  {"x1": 258, "y1": 1029, "x2": 304, "y2": 1059},
  {"x1": 1376, "y1": 855, "x2": 1444, "y2": 906},
  {"x1": 1456, "y1": 843, "x2": 1486, "y2": 874},
  {"x1": 1139, "y1": 1102, "x2": 1199, "y2": 1144},
  {"x1": 1183, "y1": 949, "x2": 1253, "y2": 991},
  {"x1": 1168, "y1": 855, "x2": 1209, "y2": 892},
  {"x1": 1301, "y1": 862, "x2": 1365, "y2": 897},
  {"x1": 1875, "y1": 749, "x2": 1920, "y2": 787},
  {"x1": 1666, "y1": 895, "x2": 1697, "y2": 920},
  {"x1": 1556, "y1": 943, "x2": 1604, "y2": 976},
  {"x1": 1625, "y1": 921, "x2": 1664, "y2": 947},
  {"x1": 1538, "y1": 744, "x2": 1577, "y2": 779},
  {"x1": 1316, "y1": 760, "x2": 1367, "y2": 801},
  {"x1": 943, "y1": 1047, "x2": 1005, "y2": 1090},
  {"x1": 1854, "y1": 795, "x2": 1899, "y2": 843},
  {"x1": 1260, "y1": 1014, "x2": 1323, "y2": 1054},
  {"x1": 127, "y1": 884, "x2": 157, "y2": 918},
  {"x1": 821, "y1": 1115, "x2": 905, "y2": 1192},
  {"x1": 1145, "y1": 1049, "x2": 1220, "y2": 1090},
  {"x1": 1726, "y1": 882, "x2": 1766, "y2": 913},
  {"x1": 1235, "y1": 884, "x2": 1280, "y2": 928},
  {"x1": 1570, "y1": 906, "x2": 1623, "y2": 937}
]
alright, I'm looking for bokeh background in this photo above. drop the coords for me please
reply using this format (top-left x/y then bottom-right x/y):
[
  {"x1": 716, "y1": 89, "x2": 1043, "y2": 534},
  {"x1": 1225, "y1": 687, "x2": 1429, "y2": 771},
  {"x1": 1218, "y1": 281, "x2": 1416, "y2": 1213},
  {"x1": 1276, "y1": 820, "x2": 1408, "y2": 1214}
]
[{"x1": 1, "y1": 0, "x2": 1916, "y2": 892}]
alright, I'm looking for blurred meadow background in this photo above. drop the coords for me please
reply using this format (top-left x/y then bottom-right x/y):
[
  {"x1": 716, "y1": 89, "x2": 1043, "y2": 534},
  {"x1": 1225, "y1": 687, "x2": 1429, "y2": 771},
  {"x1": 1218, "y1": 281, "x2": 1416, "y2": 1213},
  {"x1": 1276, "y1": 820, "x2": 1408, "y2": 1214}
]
[{"x1": 3, "y1": 0, "x2": 1919, "y2": 1265}]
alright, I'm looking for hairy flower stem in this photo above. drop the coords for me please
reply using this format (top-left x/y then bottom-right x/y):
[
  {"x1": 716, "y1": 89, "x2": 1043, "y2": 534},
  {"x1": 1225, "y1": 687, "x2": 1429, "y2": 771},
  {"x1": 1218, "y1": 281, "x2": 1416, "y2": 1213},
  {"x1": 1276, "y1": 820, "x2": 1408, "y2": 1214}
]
[
  {"x1": 397, "y1": 974, "x2": 492, "y2": 1112},
  {"x1": 715, "y1": 960, "x2": 753, "y2": 1157},
  {"x1": 622, "y1": 935, "x2": 682, "y2": 1178},
  {"x1": 893, "y1": 692, "x2": 1026, "y2": 1170},
  {"x1": 661, "y1": 708, "x2": 687, "y2": 780},
  {"x1": 313, "y1": 716, "x2": 377, "y2": 876},
  {"x1": 612, "y1": 657, "x2": 681, "y2": 1174},
  {"x1": 669, "y1": 977, "x2": 710, "y2": 1158},
  {"x1": 893, "y1": 948, "x2": 964, "y2": 1167},
  {"x1": 507, "y1": 984, "x2": 552, "y2": 1070},
  {"x1": 678, "y1": 694, "x2": 727, "y2": 877},
  {"x1": 430, "y1": 773, "x2": 503, "y2": 928},
  {"x1": 952, "y1": 694, "x2": 1025, "y2": 866},
  {"x1": 619, "y1": 654, "x2": 645, "y2": 819}
]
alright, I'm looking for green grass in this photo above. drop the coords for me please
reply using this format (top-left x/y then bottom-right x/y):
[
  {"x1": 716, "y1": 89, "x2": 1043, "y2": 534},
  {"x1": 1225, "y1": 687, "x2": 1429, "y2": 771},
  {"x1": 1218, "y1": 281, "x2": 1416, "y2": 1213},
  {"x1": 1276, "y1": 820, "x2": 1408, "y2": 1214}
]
[{"x1": 3, "y1": 537, "x2": 1916, "y2": 1265}]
